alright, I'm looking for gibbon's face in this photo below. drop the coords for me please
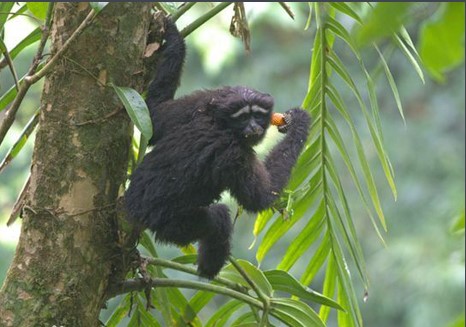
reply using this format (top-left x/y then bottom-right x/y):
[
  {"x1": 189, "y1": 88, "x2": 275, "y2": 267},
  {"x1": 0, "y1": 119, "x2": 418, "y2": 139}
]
[
  {"x1": 209, "y1": 87, "x2": 274, "y2": 146},
  {"x1": 228, "y1": 103, "x2": 272, "y2": 145}
]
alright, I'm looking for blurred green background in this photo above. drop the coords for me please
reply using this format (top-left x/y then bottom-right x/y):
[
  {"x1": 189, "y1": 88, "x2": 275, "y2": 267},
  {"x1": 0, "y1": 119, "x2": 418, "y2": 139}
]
[{"x1": 1, "y1": 3, "x2": 464, "y2": 327}]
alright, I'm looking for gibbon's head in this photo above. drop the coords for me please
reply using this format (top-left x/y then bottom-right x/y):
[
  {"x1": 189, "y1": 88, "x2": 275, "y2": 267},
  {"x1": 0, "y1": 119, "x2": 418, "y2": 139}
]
[{"x1": 208, "y1": 86, "x2": 274, "y2": 146}]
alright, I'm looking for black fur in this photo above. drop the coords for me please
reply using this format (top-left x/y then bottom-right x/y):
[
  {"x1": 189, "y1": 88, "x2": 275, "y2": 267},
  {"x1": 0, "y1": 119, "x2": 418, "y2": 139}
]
[{"x1": 125, "y1": 18, "x2": 311, "y2": 279}]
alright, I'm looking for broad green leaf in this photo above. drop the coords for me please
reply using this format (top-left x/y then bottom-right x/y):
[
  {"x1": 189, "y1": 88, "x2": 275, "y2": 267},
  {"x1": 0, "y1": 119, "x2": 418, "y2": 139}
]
[
  {"x1": 139, "y1": 230, "x2": 157, "y2": 257},
  {"x1": 450, "y1": 210, "x2": 465, "y2": 234},
  {"x1": 327, "y1": 52, "x2": 388, "y2": 230},
  {"x1": 354, "y1": 2, "x2": 411, "y2": 47},
  {"x1": 170, "y1": 254, "x2": 198, "y2": 265},
  {"x1": 205, "y1": 300, "x2": 244, "y2": 327},
  {"x1": 375, "y1": 45, "x2": 405, "y2": 124},
  {"x1": 8, "y1": 27, "x2": 41, "y2": 60},
  {"x1": 329, "y1": 224, "x2": 363, "y2": 327},
  {"x1": 231, "y1": 312, "x2": 258, "y2": 326},
  {"x1": 318, "y1": 254, "x2": 336, "y2": 322},
  {"x1": 167, "y1": 288, "x2": 202, "y2": 327},
  {"x1": 233, "y1": 259, "x2": 273, "y2": 297},
  {"x1": 0, "y1": 109, "x2": 39, "y2": 173},
  {"x1": 105, "y1": 294, "x2": 131, "y2": 327},
  {"x1": 277, "y1": 200, "x2": 325, "y2": 271},
  {"x1": 90, "y1": 2, "x2": 109, "y2": 13},
  {"x1": 419, "y1": 2, "x2": 465, "y2": 82},
  {"x1": 0, "y1": 2, "x2": 15, "y2": 30},
  {"x1": 256, "y1": 179, "x2": 321, "y2": 263},
  {"x1": 301, "y1": 234, "x2": 331, "y2": 286},
  {"x1": 330, "y1": 3, "x2": 362, "y2": 25},
  {"x1": 264, "y1": 269, "x2": 343, "y2": 311},
  {"x1": 253, "y1": 208, "x2": 275, "y2": 238},
  {"x1": 337, "y1": 279, "x2": 356, "y2": 327},
  {"x1": 112, "y1": 85, "x2": 153, "y2": 141},
  {"x1": 394, "y1": 34, "x2": 425, "y2": 84},
  {"x1": 326, "y1": 17, "x2": 361, "y2": 60},
  {"x1": 270, "y1": 298, "x2": 325, "y2": 327},
  {"x1": 27, "y1": 2, "x2": 49, "y2": 20},
  {"x1": 304, "y1": 2, "x2": 313, "y2": 31},
  {"x1": 326, "y1": 189, "x2": 368, "y2": 288},
  {"x1": 158, "y1": 2, "x2": 179, "y2": 14}
]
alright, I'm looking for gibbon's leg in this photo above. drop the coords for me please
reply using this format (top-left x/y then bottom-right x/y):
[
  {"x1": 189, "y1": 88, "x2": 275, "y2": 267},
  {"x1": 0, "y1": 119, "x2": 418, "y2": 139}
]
[{"x1": 155, "y1": 204, "x2": 232, "y2": 278}]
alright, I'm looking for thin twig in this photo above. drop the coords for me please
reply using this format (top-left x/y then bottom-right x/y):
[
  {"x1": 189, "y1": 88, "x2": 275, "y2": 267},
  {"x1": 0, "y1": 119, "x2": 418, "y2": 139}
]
[
  {"x1": 180, "y1": 2, "x2": 233, "y2": 37},
  {"x1": 0, "y1": 4, "x2": 99, "y2": 147},
  {"x1": 26, "y1": 8, "x2": 97, "y2": 84},
  {"x1": 0, "y1": 3, "x2": 53, "y2": 146},
  {"x1": 228, "y1": 256, "x2": 271, "y2": 326}
]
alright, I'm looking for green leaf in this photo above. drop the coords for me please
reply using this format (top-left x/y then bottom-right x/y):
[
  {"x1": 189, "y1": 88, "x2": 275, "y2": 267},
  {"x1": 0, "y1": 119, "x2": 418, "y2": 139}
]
[
  {"x1": 0, "y1": 109, "x2": 39, "y2": 173},
  {"x1": 231, "y1": 312, "x2": 258, "y2": 326},
  {"x1": 277, "y1": 199, "x2": 325, "y2": 271},
  {"x1": 27, "y1": 2, "x2": 49, "y2": 20},
  {"x1": 90, "y1": 2, "x2": 109, "y2": 13},
  {"x1": 105, "y1": 294, "x2": 131, "y2": 327},
  {"x1": 394, "y1": 34, "x2": 425, "y2": 84},
  {"x1": 330, "y1": 3, "x2": 362, "y2": 25},
  {"x1": 253, "y1": 209, "x2": 275, "y2": 239},
  {"x1": 0, "y1": 2, "x2": 15, "y2": 30},
  {"x1": 354, "y1": 2, "x2": 412, "y2": 47},
  {"x1": 139, "y1": 230, "x2": 157, "y2": 257},
  {"x1": 450, "y1": 210, "x2": 465, "y2": 234},
  {"x1": 233, "y1": 259, "x2": 273, "y2": 297},
  {"x1": 300, "y1": 234, "x2": 331, "y2": 286},
  {"x1": 8, "y1": 27, "x2": 42, "y2": 60},
  {"x1": 170, "y1": 254, "x2": 198, "y2": 265},
  {"x1": 264, "y1": 269, "x2": 344, "y2": 311},
  {"x1": 112, "y1": 85, "x2": 153, "y2": 141},
  {"x1": 375, "y1": 45, "x2": 406, "y2": 124},
  {"x1": 205, "y1": 300, "x2": 245, "y2": 327},
  {"x1": 419, "y1": 2, "x2": 465, "y2": 82},
  {"x1": 318, "y1": 254, "x2": 337, "y2": 322},
  {"x1": 256, "y1": 179, "x2": 321, "y2": 263},
  {"x1": 270, "y1": 298, "x2": 325, "y2": 327},
  {"x1": 329, "y1": 224, "x2": 363, "y2": 327}
]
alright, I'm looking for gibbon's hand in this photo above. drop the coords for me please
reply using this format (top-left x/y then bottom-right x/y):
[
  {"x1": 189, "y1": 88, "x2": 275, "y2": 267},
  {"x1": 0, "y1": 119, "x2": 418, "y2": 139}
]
[{"x1": 277, "y1": 108, "x2": 310, "y2": 134}]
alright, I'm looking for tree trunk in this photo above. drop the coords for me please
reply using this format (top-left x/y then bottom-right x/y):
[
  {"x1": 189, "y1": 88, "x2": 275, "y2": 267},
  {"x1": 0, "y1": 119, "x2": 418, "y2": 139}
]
[{"x1": 0, "y1": 3, "x2": 152, "y2": 326}]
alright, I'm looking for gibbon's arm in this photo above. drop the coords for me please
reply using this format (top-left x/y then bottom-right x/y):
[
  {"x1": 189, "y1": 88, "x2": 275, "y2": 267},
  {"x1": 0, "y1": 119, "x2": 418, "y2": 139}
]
[
  {"x1": 230, "y1": 108, "x2": 311, "y2": 212},
  {"x1": 146, "y1": 18, "x2": 185, "y2": 108},
  {"x1": 146, "y1": 18, "x2": 186, "y2": 144}
]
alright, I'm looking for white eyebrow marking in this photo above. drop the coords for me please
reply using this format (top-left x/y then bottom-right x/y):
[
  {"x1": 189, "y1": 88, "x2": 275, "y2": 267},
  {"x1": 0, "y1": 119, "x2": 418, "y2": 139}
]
[
  {"x1": 251, "y1": 105, "x2": 268, "y2": 114},
  {"x1": 230, "y1": 106, "x2": 250, "y2": 118}
]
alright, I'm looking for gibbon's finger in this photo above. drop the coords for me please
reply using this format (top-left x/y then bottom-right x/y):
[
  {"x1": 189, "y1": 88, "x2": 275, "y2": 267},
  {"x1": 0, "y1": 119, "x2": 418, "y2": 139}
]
[{"x1": 270, "y1": 113, "x2": 286, "y2": 126}]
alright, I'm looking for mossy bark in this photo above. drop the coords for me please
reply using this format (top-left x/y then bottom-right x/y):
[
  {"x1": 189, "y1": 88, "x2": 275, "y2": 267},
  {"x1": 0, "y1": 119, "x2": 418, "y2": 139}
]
[{"x1": 0, "y1": 3, "x2": 153, "y2": 326}]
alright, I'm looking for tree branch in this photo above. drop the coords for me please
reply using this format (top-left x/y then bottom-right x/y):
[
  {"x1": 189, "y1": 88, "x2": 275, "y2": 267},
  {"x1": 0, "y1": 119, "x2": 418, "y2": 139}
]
[
  {"x1": 107, "y1": 277, "x2": 264, "y2": 309},
  {"x1": 142, "y1": 256, "x2": 248, "y2": 292}
]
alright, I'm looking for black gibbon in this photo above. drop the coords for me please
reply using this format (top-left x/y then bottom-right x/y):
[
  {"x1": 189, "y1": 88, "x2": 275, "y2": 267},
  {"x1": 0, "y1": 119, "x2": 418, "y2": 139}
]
[{"x1": 125, "y1": 18, "x2": 311, "y2": 279}]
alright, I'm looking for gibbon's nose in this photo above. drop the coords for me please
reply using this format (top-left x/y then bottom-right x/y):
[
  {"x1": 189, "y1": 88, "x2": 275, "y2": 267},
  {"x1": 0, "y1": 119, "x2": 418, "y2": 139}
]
[{"x1": 244, "y1": 121, "x2": 264, "y2": 138}]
